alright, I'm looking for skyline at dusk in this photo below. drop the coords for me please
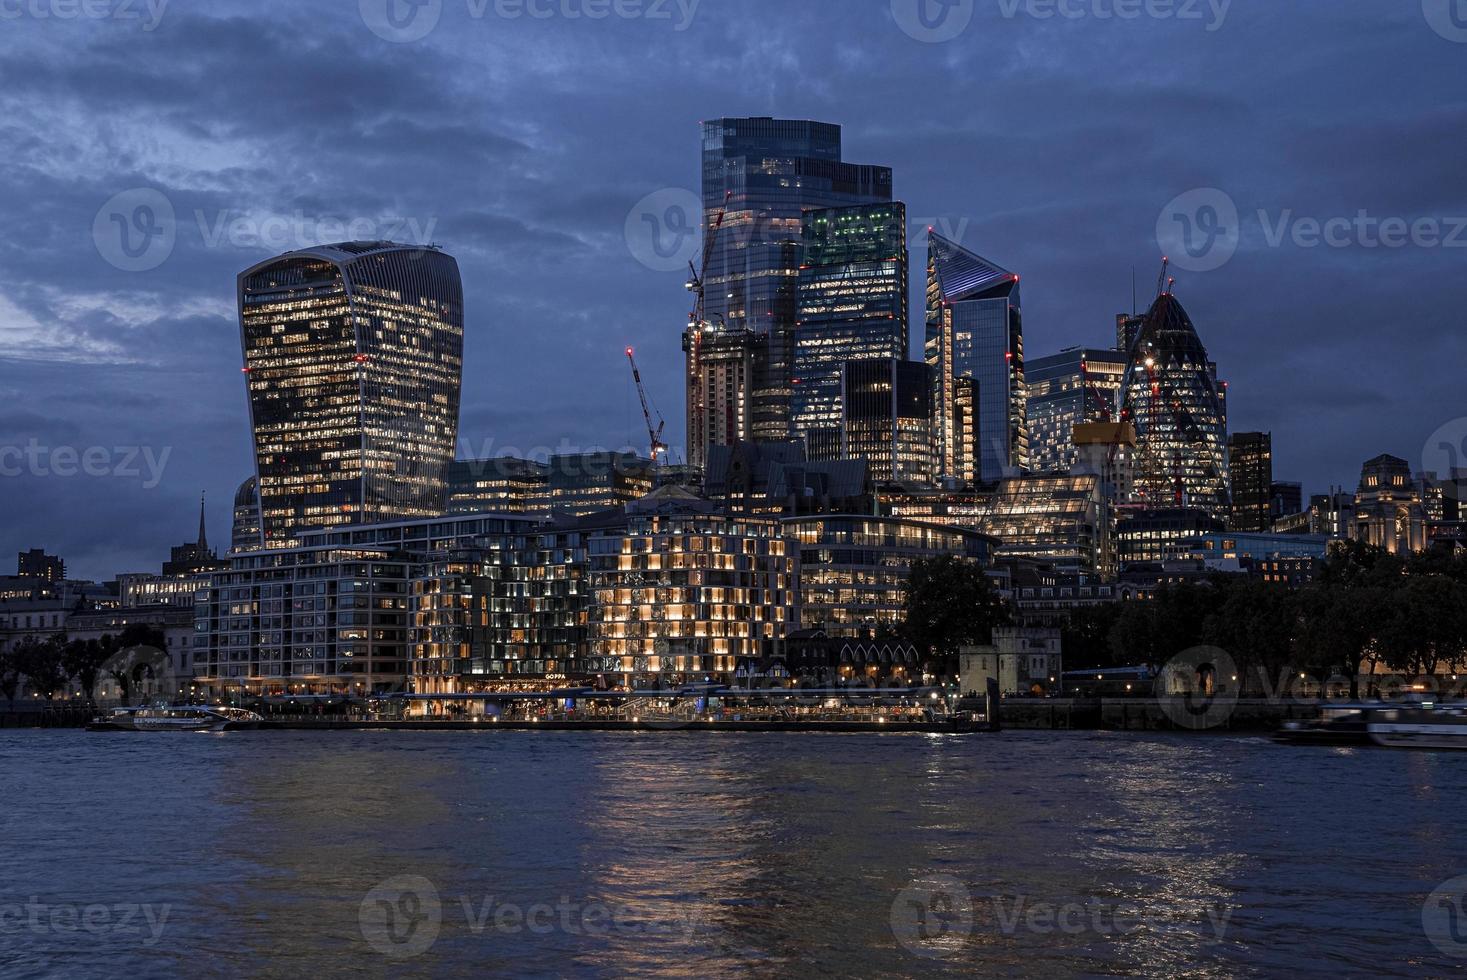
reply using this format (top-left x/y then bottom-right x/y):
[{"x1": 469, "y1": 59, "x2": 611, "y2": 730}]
[{"x1": 3, "y1": 1, "x2": 1465, "y2": 579}]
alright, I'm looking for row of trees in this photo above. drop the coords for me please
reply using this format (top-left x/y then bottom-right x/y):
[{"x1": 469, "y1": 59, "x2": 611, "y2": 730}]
[
  {"x1": 1063, "y1": 542, "x2": 1467, "y2": 696},
  {"x1": 0, "y1": 624, "x2": 169, "y2": 706}
]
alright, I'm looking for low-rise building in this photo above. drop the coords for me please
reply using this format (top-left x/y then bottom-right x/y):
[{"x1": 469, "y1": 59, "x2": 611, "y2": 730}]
[{"x1": 959, "y1": 627, "x2": 1063, "y2": 697}]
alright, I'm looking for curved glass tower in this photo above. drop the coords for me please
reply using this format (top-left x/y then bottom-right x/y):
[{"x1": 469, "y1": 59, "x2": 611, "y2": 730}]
[
  {"x1": 1118, "y1": 291, "x2": 1229, "y2": 520},
  {"x1": 238, "y1": 242, "x2": 464, "y2": 546}
]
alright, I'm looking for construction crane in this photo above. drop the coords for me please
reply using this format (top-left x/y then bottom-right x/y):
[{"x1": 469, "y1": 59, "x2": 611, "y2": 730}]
[{"x1": 625, "y1": 346, "x2": 668, "y2": 465}]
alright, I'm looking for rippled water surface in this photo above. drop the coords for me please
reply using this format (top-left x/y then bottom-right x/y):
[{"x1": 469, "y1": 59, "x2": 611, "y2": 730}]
[{"x1": 1, "y1": 730, "x2": 1464, "y2": 978}]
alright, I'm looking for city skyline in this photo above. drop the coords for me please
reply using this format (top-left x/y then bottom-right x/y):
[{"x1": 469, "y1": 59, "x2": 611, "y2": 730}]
[{"x1": 2, "y1": 3, "x2": 1464, "y2": 580}]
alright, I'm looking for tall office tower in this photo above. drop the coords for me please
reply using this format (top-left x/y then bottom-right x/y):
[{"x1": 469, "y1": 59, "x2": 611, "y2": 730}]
[
  {"x1": 685, "y1": 325, "x2": 759, "y2": 471},
  {"x1": 1118, "y1": 289, "x2": 1230, "y2": 522},
  {"x1": 841, "y1": 359, "x2": 934, "y2": 485},
  {"x1": 699, "y1": 118, "x2": 892, "y2": 444},
  {"x1": 16, "y1": 549, "x2": 64, "y2": 583},
  {"x1": 1116, "y1": 312, "x2": 1144, "y2": 353},
  {"x1": 924, "y1": 231, "x2": 1028, "y2": 483},
  {"x1": 792, "y1": 202, "x2": 909, "y2": 459},
  {"x1": 1026, "y1": 347, "x2": 1128, "y2": 473},
  {"x1": 238, "y1": 242, "x2": 464, "y2": 547},
  {"x1": 1228, "y1": 432, "x2": 1274, "y2": 531}
]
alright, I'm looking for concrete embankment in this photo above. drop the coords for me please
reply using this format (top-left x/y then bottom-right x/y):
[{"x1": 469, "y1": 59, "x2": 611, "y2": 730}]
[{"x1": 1000, "y1": 697, "x2": 1322, "y2": 732}]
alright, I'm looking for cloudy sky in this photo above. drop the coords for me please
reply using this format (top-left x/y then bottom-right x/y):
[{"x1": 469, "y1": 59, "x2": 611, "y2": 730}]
[{"x1": 1, "y1": 0, "x2": 1463, "y2": 580}]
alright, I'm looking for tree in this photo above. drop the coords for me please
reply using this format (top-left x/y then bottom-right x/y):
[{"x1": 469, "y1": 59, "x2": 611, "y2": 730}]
[
  {"x1": 1060, "y1": 603, "x2": 1122, "y2": 670},
  {"x1": 0, "y1": 645, "x2": 21, "y2": 706},
  {"x1": 14, "y1": 636, "x2": 69, "y2": 700},
  {"x1": 900, "y1": 555, "x2": 1011, "y2": 681},
  {"x1": 1202, "y1": 580, "x2": 1299, "y2": 697},
  {"x1": 62, "y1": 637, "x2": 111, "y2": 702}
]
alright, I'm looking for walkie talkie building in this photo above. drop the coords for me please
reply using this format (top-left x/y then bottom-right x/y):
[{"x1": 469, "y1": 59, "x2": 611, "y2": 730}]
[{"x1": 238, "y1": 242, "x2": 464, "y2": 547}]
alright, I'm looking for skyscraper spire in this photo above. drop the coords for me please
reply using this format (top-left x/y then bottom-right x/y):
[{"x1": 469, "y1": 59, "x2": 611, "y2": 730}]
[{"x1": 198, "y1": 490, "x2": 208, "y2": 552}]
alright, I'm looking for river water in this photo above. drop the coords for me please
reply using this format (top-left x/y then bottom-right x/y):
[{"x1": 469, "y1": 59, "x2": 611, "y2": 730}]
[{"x1": 1, "y1": 729, "x2": 1464, "y2": 978}]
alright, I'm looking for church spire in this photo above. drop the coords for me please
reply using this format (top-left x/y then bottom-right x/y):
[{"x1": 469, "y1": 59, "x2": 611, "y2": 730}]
[{"x1": 198, "y1": 491, "x2": 208, "y2": 552}]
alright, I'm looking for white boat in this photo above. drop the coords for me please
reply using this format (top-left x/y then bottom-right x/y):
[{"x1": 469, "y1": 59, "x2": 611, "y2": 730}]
[
  {"x1": 1366, "y1": 704, "x2": 1467, "y2": 750},
  {"x1": 89, "y1": 705, "x2": 263, "y2": 732}
]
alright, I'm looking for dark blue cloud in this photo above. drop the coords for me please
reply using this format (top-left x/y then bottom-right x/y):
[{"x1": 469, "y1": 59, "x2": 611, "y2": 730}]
[{"x1": 0, "y1": 0, "x2": 1463, "y2": 579}]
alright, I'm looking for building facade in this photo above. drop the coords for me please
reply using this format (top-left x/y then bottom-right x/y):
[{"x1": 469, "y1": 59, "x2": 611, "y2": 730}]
[
  {"x1": 978, "y1": 473, "x2": 1105, "y2": 575},
  {"x1": 1228, "y1": 431, "x2": 1273, "y2": 532},
  {"x1": 446, "y1": 457, "x2": 550, "y2": 515},
  {"x1": 700, "y1": 117, "x2": 893, "y2": 443},
  {"x1": 1353, "y1": 454, "x2": 1426, "y2": 554},
  {"x1": 839, "y1": 358, "x2": 934, "y2": 485},
  {"x1": 586, "y1": 492, "x2": 795, "y2": 684},
  {"x1": 544, "y1": 452, "x2": 656, "y2": 517},
  {"x1": 924, "y1": 231, "x2": 1028, "y2": 483},
  {"x1": 1025, "y1": 347, "x2": 1127, "y2": 474},
  {"x1": 1118, "y1": 290, "x2": 1229, "y2": 521},
  {"x1": 684, "y1": 324, "x2": 759, "y2": 471},
  {"x1": 16, "y1": 549, "x2": 64, "y2": 583},
  {"x1": 785, "y1": 515, "x2": 994, "y2": 637},
  {"x1": 238, "y1": 241, "x2": 464, "y2": 546},
  {"x1": 231, "y1": 477, "x2": 262, "y2": 554},
  {"x1": 792, "y1": 201, "x2": 908, "y2": 458}
]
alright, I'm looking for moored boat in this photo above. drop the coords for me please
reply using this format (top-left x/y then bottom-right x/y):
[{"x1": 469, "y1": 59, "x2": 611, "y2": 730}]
[
  {"x1": 1274, "y1": 699, "x2": 1467, "y2": 750},
  {"x1": 88, "y1": 705, "x2": 263, "y2": 732}
]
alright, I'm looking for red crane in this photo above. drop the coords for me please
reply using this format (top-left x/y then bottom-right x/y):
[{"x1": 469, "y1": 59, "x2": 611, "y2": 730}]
[{"x1": 625, "y1": 346, "x2": 668, "y2": 465}]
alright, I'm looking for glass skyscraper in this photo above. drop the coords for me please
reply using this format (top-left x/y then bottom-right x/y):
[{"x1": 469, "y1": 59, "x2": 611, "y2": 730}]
[
  {"x1": 1026, "y1": 347, "x2": 1127, "y2": 473},
  {"x1": 841, "y1": 358, "x2": 933, "y2": 486},
  {"x1": 1118, "y1": 291, "x2": 1229, "y2": 521},
  {"x1": 924, "y1": 231, "x2": 1028, "y2": 483},
  {"x1": 700, "y1": 118, "x2": 893, "y2": 443},
  {"x1": 1228, "y1": 431, "x2": 1273, "y2": 532},
  {"x1": 238, "y1": 242, "x2": 464, "y2": 546},
  {"x1": 792, "y1": 201, "x2": 908, "y2": 460}
]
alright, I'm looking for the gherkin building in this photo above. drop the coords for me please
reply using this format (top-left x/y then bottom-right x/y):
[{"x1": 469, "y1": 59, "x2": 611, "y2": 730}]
[{"x1": 1118, "y1": 290, "x2": 1230, "y2": 521}]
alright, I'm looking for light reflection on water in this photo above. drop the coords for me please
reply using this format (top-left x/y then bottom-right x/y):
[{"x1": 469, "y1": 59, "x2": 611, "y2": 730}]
[{"x1": 0, "y1": 730, "x2": 1463, "y2": 978}]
